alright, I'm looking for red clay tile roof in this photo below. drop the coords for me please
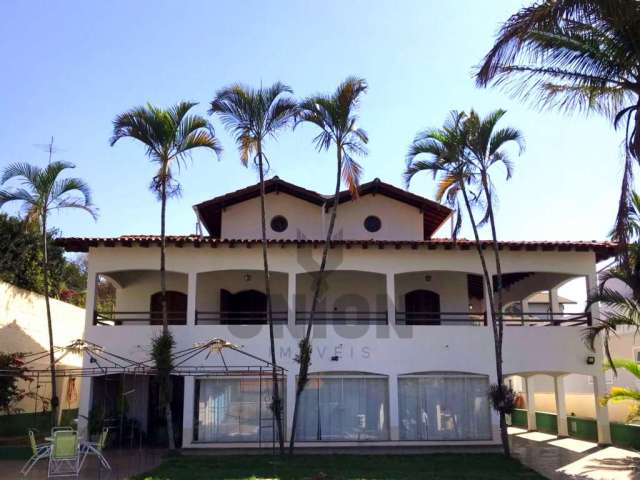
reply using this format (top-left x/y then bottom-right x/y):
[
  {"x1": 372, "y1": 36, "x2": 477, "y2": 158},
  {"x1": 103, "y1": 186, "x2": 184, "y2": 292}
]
[
  {"x1": 192, "y1": 177, "x2": 452, "y2": 239},
  {"x1": 56, "y1": 235, "x2": 617, "y2": 261}
]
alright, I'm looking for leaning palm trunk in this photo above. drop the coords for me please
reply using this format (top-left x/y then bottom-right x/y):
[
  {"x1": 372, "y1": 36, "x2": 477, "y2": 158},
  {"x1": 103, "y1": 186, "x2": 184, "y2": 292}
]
[
  {"x1": 479, "y1": 172, "x2": 509, "y2": 456},
  {"x1": 41, "y1": 212, "x2": 59, "y2": 427},
  {"x1": 460, "y1": 184, "x2": 510, "y2": 457},
  {"x1": 257, "y1": 145, "x2": 285, "y2": 455},
  {"x1": 159, "y1": 179, "x2": 176, "y2": 451},
  {"x1": 289, "y1": 150, "x2": 343, "y2": 453}
]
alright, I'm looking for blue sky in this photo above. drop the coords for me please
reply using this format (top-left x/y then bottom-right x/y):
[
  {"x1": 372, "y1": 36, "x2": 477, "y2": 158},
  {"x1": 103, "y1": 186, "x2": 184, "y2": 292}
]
[{"x1": 0, "y1": 0, "x2": 624, "y2": 242}]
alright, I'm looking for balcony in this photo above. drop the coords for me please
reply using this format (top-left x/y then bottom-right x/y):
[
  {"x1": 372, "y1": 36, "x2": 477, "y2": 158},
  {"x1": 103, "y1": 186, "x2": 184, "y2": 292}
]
[{"x1": 91, "y1": 269, "x2": 594, "y2": 328}]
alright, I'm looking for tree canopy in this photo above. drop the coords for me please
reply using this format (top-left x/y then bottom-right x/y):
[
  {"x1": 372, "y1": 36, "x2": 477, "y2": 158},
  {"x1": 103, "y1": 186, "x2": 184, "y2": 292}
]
[{"x1": 0, "y1": 213, "x2": 86, "y2": 306}]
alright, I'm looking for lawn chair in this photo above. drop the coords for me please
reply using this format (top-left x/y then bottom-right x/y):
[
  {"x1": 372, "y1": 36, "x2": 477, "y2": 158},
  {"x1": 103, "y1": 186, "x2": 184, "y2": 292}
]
[
  {"x1": 48, "y1": 430, "x2": 80, "y2": 478},
  {"x1": 20, "y1": 429, "x2": 51, "y2": 476},
  {"x1": 79, "y1": 427, "x2": 111, "y2": 470},
  {"x1": 51, "y1": 426, "x2": 73, "y2": 434}
]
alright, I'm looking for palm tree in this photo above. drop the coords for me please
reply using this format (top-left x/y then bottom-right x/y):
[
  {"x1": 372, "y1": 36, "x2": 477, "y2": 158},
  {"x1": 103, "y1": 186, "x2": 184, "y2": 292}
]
[
  {"x1": 0, "y1": 161, "x2": 97, "y2": 426},
  {"x1": 585, "y1": 254, "x2": 640, "y2": 363},
  {"x1": 288, "y1": 77, "x2": 368, "y2": 452},
  {"x1": 475, "y1": 0, "x2": 640, "y2": 259},
  {"x1": 404, "y1": 111, "x2": 511, "y2": 456},
  {"x1": 209, "y1": 82, "x2": 298, "y2": 454},
  {"x1": 110, "y1": 101, "x2": 221, "y2": 450},
  {"x1": 602, "y1": 359, "x2": 640, "y2": 422},
  {"x1": 465, "y1": 109, "x2": 523, "y2": 456}
]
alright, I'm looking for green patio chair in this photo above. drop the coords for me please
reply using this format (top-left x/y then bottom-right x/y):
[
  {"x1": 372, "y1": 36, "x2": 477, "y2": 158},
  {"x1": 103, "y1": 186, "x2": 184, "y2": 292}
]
[
  {"x1": 47, "y1": 430, "x2": 79, "y2": 478},
  {"x1": 20, "y1": 429, "x2": 51, "y2": 476},
  {"x1": 79, "y1": 427, "x2": 111, "y2": 470}
]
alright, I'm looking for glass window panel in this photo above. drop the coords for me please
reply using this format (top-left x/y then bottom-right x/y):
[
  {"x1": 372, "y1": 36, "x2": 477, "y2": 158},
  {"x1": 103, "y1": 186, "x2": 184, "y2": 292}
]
[
  {"x1": 195, "y1": 378, "x2": 279, "y2": 443},
  {"x1": 296, "y1": 376, "x2": 389, "y2": 441},
  {"x1": 399, "y1": 375, "x2": 491, "y2": 441}
]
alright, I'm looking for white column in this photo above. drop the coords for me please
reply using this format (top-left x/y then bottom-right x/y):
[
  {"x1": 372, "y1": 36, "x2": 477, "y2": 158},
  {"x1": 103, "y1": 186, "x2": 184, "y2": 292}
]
[
  {"x1": 182, "y1": 376, "x2": 195, "y2": 446},
  {"x1": 554, "y1": 375, "x2": 568, "y2": 437},
  {"x1": 187, "y1": 272, "x2": 197, "y2": 326},
  {"x1": 85, "y1": 267, "x2": 97, "y2": 328},
  {"x1": 76, "y1": 368, "x2": 93, "y2": 437},
  {"x1": 388, "y1": 375, "x2": 400, "y2": 440},
  {"x1": 585, "y1": 270, "x2": 611, "y2": 444},
  {"x1": 524, "y1": 376, "x2": 537, "y2": 430},
  {"x1": 288, "y1": 272, "x2": 297, "y2": 326},
  {"x1": 549, "y1": 288, "x2": 560, "y2": 316},
  {"x1": 586, "y1": 273, "x2": 599, "y2": 325},
  {"x1": 386, "y1": 273, "x2": 396, "y2": 325},
  {"x1": 593, "y1": 373, "x2": 612, "y2": 444}
]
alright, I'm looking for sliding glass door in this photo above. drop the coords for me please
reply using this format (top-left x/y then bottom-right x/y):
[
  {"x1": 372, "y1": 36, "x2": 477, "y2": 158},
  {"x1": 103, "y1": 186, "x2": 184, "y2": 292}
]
[
  {"x1": 195, "y1": 377, "x2": 279, "y2": 442},
  {"x1": 296, "y1": 374, "x2": 389, "y2": 441},
  {"x1": 399, "y1": 374, "x2": 491, "y2": 441}
]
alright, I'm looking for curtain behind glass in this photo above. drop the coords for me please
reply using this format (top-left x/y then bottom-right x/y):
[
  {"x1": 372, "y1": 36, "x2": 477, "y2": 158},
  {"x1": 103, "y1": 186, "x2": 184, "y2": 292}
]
[
  {"x1": 196, "y1": 378, "x2": 276, "y2": 442},
  {"x1": 399, "y1": 375, "x2": 491, "y2": 441},
  {"x1": 296, "y1": 376, "x2": 389, "y2": 441}
]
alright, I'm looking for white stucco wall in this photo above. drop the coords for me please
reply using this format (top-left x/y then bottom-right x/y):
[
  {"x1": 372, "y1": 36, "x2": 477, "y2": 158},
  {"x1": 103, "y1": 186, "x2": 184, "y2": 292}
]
[
  {"x1": 221, "y1": 192, "x2": 323, "y2": 240},
  {"x1": 331, "y1": 194, "x2": 423, "y2": 241},
  {"x1": 0, "y1": 280, "x2": 85, "y2": 413},
  {"x1": 74, "y1": 243, "x2": 607, "y2": 447},
  {"x1": 219, "y1": 192, "x2": 424, "y2": 241}
]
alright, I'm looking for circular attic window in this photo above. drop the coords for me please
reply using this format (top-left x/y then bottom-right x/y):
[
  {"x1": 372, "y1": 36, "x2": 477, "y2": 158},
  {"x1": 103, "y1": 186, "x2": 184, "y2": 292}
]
[
  {"x1": 364, "y1": 215, "x2": 382, "y2": 233},
  {"x1": 270, "y1": 215, "x2": 288, "y2": 233}
]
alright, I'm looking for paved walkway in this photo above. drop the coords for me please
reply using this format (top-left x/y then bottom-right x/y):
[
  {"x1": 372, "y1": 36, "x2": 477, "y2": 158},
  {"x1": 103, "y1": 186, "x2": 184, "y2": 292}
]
[
  {"x1": 0, "y1": 448, "x2": 164, "y2": 480},
  {"x1": 510, "y1": 427, "x2": 640, "y2": 479}
]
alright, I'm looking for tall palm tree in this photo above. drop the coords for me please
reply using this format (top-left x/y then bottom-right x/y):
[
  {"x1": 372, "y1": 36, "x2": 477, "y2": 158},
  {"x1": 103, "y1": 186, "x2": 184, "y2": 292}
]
[
  {"x1": 0, "y1": 161, "x2": 97, "y2": 426},
  {"x1": 465, "y1": 109, "x2": 523, "y2": 456},
  {"x1": 404, "y1": 111, "x2": 512, "y2": 456},
  {"x1": 288, "y1": 77, "x2": 368, "y2": 452},
  {"x1": 111, "y1": 101, "x2": 221, "y2": 449},
  {"x1": 475, "y1": 0, "x2": 640, "y2": 260},
  {"x1": 209, "y1": 82, "x2": 298, "y2": 454}
]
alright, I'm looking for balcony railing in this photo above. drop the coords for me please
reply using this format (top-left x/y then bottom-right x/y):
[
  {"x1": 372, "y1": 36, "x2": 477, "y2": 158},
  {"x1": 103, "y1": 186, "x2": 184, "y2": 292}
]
[
  {"x1": 395, "y1": 311, "x2": 591, "y2": 326},
  {"x1": 195, "y1": 311, "x2": 288, "y2": 325},
  {"x1": 502, "y1": 312, "x2": 592, "y2": 326},
  {"x1": 94, "y1": 309, "x2": 591, "y2": 327},
  {"x1": 295, "y1": 311, "x2": 388, "y2": 325},
  {"x1": 94, "y1": 311, "x2": 187, "y2": 326},
  {"x1": 395, "y1": 311, "x2": 487, "y2": 326}
]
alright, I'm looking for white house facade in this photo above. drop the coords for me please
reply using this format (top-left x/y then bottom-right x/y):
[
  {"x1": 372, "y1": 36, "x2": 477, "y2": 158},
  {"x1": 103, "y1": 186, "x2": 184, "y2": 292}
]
[{"x1": 58, "y1": 177, "x2": 616, "y2": 449}]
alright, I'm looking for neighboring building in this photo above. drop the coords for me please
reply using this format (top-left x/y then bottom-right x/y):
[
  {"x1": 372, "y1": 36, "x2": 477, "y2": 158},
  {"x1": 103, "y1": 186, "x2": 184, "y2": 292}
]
[
  {"x1": 0, "y1": 280, "x2": 85, "y2": 418},
  {"x1": 58, "y1": 177, "x2": 616, "y2": 448}
]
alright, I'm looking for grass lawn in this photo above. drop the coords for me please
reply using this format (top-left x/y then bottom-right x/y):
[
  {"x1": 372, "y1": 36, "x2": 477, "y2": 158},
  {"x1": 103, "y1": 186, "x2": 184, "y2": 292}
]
[{"x1": 134, "y1": 453, "x2": 544, "y2": 479}]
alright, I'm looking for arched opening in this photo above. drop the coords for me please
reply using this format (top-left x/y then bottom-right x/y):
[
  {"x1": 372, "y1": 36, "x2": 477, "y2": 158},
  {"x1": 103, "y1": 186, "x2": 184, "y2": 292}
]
[
  {"x1": 404, "y1": 289, "x2": 441, "y2": 325},
  {"x1": 220, "y1": 289, "x2": 268, "y2": 324},
  {"x1": 150, "y1": 290, "x2": 187, "y2": 325},
  {"x1": 195, "y1": 270, "x2": 288, "y2": 325}
]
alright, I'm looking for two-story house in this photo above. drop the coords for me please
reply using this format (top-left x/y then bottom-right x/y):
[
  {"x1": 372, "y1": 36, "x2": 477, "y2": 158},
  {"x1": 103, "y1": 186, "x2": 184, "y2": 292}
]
[{"x1": 58, "y1": 177, "x2": 616, "y2": 448}]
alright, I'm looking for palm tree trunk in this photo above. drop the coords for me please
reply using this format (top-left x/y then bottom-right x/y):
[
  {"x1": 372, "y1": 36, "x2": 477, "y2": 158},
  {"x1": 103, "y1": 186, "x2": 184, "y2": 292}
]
[
  {"x1": 159, "y1": 178, "x2": 176, "y2": 451},
  {"x1": 41, "y1": 212, "x2": 59, "y2": 427},
  {"x1": 479, "y1": 171, "x2": 509, "y2": 457},
  {"x1": 257, "y1": 144, "x2": 285, "y2": 455},
  {"x1": 289, "y1": 147, "x2": 343, "y2": 453},
  {"x1": 460, "y1": 184, "x2": 510, "y2": 457}
]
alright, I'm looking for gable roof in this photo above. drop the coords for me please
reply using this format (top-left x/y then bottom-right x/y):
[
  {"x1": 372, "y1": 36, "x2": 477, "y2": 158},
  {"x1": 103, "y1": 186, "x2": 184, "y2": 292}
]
[{"x1": 193, "y1": 176, "x2": 452, "y2": 239}]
